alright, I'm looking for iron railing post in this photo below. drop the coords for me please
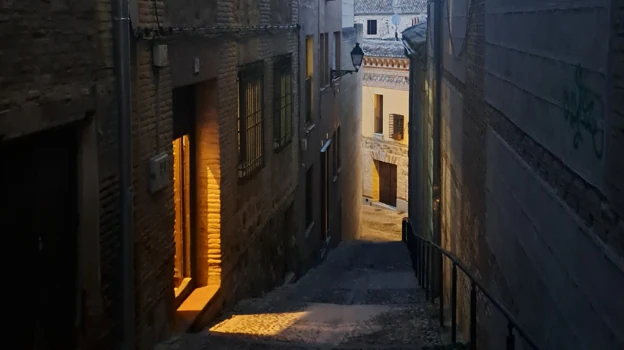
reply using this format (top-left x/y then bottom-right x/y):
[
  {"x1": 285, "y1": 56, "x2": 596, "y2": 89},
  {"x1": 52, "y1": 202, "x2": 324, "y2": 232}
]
[
  {"x1": 420, "y1": 239, "x2": 425, "y2": 286},
  {"x1": 439, "y1": 252, "x2": 444, "y2": 327},
  {"x1": 451, "y1": 263, "x2": 457, "y2": 343},
  {"x1": 402, "y1": 218, "x2": 541, "y2": 350},
  {"x1": 402, "y1": 218, "x2": 407, "y2": 242},
  {"x1": 425, "y1": 243, "x2": 430, "y2": 300},
  {"x1": 506, "y1": 322, "x2": 516, "y2": 350},
  {"x1": 470, "y1": 282, "x2": 477, "y2": 350}
]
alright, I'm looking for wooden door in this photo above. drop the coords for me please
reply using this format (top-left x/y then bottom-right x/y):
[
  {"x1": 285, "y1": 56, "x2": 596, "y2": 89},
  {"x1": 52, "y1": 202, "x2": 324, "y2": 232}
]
[
  {"x1": 172, "y1": 85, "x2": 195, "y2": 295},
  {"x1": 379, "y1": 161, "x2": 397, "y2": 207},
  {"x1": 1, "y1": 126, "x2": 79, "y2": 350}
]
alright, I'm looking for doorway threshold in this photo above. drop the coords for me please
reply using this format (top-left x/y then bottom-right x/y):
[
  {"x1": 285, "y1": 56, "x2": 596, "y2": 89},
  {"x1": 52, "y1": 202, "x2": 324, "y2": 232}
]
[
  {"x1": 372, "y1": 201, "x2": 397, "y2": 211},
  {"x1": 174, "y1": 284, "x2": 222, "y2": 333}
]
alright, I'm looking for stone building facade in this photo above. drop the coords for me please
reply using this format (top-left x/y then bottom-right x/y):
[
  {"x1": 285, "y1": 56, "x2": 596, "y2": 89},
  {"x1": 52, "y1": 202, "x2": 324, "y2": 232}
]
[
  {"x1": 1, "y1": 1, "x2": 365, "y2": 350},
  {"x1": 129, "y1": 0, "x2": 302, "y2": 349},
  {"x1": 405, "y1": 1, "x2": 624, "y2": 349},
  {"x1": 295, "y1": 0, "x2": 363, "y2": 265},
  {"x1": 361, "y1": 39, "x2": 410, "y2": 212},
  {"x1": 0, "y1": 1, "x2": 118, "y2": 349},
  {"x1": 354, "y1": 0, "x2": 426, "y2": 40}
]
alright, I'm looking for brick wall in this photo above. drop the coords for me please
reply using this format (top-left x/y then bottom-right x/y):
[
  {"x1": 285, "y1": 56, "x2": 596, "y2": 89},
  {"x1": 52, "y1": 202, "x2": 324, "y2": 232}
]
[
  {"x1": 131, "y1": 0, "x2": 301, "y2": 347},
  {"x1": 427, "y1": 0, "x2": 624, "y2": 349},
  {"x1": 0, "y1": 1, "x2": 125, "y2": 348}
]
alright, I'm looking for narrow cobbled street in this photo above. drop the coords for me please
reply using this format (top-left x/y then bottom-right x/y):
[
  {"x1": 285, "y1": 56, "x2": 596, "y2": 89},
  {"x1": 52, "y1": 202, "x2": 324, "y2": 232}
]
[{"x1": 159, "y1": 206, "x2": 442, "y2": 349}]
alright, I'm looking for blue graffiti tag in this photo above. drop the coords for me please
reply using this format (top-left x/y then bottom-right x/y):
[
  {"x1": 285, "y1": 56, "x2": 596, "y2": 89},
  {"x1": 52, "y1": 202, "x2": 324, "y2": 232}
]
[{"x1": 562, "y1": 64, "x2": 605, "y2": 159}]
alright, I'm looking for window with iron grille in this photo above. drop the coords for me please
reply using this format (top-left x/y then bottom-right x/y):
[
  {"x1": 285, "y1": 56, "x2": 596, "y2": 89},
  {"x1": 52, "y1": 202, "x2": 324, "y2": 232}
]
[
  {"x1": 273, "y1": 55, "x2": 293, "y2": 150},
  {"x1": 389, "y1": 114, "x2": 405, "y2": 141},
  {"x1": 237, "y1": 60, "x2": 265, "y2": 179}
]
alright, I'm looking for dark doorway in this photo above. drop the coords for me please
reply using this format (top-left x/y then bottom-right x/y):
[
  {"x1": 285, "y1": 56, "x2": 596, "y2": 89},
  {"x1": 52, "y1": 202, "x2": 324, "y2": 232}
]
[
  {"x1": 378, "y1": 161, "x2": 397, "y2": 207},
  {"x1": 320, "y1": 141, "x2": 330, "y2": 242},
  {"x1": 1, "y1": 126, "x2": 79, "y2": 350},
  {"x1": 172, "y1": 85, "x2": 196, "y2": 304}
]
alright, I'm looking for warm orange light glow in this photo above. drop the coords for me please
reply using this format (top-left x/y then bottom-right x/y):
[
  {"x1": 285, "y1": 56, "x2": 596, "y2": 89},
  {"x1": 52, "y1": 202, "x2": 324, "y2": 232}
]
[{"x1": 206, "y1": 304, "x2": 391, "y2": 344}]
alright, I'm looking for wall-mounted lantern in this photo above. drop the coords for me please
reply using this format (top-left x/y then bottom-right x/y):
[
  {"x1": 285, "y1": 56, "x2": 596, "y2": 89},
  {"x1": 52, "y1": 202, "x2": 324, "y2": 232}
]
[{"x1": 330, "y1": 42, "x2": 365, "y2": 84}]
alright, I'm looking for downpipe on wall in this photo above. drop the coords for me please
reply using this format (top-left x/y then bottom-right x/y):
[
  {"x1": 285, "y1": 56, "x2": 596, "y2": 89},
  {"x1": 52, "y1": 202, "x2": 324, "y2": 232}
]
[{"x1": 113, "y1": 0, "x2": 134, "y2": 348}]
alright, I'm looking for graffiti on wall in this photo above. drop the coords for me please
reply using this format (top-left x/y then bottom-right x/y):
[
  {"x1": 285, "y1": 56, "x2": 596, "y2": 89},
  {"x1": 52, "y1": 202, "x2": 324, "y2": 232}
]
[{"x1": 562, "y1": 64, "x2": 605, "y2": 159}]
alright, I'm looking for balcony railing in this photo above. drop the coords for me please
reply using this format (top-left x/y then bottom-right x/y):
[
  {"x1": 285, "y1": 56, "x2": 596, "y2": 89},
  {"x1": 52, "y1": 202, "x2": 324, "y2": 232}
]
[{"x1": 402, "y1": 217, "x2": 541, "y2": 350}]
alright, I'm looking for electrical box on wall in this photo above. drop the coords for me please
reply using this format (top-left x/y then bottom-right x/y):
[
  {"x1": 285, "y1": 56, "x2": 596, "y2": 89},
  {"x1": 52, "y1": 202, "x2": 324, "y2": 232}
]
[
  {"x1": 149, "y1": 152, "x2": 170, "y2": 193},
  {"x1": 193, "y1": 57, "x2": 200, "y2": 74},
  {"x1": 153, "y1": 44, "x2": 168, "y2": 67}
]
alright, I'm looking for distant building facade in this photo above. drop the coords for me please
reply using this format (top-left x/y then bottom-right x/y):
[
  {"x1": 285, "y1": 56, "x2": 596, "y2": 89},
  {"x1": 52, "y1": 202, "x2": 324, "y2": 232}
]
[
  {"x1": 354, "y1": 0, "x2": 427, "y2": 40},
  {"x1": 361, "y1": 39, "x2": 410, "y2": 212}
]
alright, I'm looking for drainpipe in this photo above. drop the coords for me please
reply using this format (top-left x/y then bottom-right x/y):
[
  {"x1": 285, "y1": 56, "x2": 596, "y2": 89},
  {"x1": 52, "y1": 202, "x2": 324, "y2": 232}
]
[
  {"x1": 113, "y1": 0, "x2": 134, "y2": 349},
  {"x1": 432, "y1": 0, "x2": 443, "y2": 298}
]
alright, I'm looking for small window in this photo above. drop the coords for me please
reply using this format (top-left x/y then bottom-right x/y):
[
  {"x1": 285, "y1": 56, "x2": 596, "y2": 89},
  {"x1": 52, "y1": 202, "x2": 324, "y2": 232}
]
[
  {"x1": 306, "y1": 36, "x2": 314, "y2": 123},
  {"x1": 367, "y1": 20, "x2": 377, "y2": 35},
  {"x1": 237, "y1": 60, "x2": 265, "y2": 179},
  {"x1": 389, "y1": 114, "x2": 405, "y2": 141},
  {"x1": 374, "y1": 94, "x2": 383, "y2": 134},
  {"x1": 306, "y1": 167, "x2": 314, "y2": 226},
  {"x1": 412, "y1": 17, "x2": 420, "y2": 26},
  {"x1": 320, "y1": 33, "x2": 330, "y2": 87},
  {"x1": 273, "y1": 55, "x2": 293, "y2": 150},
  {"x1": 333, "y1": 31, "x2": 341, "y2": 70}
]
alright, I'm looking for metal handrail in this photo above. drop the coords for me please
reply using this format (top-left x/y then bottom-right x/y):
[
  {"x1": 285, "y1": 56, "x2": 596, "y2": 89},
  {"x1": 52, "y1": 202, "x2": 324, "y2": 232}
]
[{"x1": 402, "y1": 217, "x2": 541, "y2": 350}]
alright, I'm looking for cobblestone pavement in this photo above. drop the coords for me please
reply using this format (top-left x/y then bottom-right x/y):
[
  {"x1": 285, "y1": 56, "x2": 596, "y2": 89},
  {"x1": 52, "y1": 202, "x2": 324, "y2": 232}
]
[{"x1": 158, "y1": 206, "x2": 442, "y2": 349}]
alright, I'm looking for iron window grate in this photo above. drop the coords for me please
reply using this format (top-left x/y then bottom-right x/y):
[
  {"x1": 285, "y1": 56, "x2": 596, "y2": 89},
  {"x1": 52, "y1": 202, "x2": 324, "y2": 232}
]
[
  {"x1": 237, "y1": 60, "x2": 265, "y2": 179},
  {"x1": 389, "y1": 114, "x2": 405, "y2": 141},
  {"x1": 273, "y1": 54, "x2": 293, "y2": 151}
]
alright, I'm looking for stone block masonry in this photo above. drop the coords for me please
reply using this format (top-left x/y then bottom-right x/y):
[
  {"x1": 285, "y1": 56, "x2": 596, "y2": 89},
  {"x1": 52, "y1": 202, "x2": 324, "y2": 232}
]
[
  {"x1": 417, "y1": 0, "x2": 624, "y2": 349},
  {"x1": 361, "y1": 136, "x2": 409, "y2": 211}
]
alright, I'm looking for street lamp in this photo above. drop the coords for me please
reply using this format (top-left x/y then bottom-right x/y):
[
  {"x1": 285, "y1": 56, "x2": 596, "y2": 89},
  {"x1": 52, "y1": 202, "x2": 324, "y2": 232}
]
[{"x1": 330, "y1": 42, "x2": 365, "y2": 83}]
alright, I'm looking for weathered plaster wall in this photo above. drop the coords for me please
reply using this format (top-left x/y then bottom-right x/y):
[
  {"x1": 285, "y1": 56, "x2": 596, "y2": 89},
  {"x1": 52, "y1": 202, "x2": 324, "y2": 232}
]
[
  {"x1": 362, "y1": 85, "x2": 409, "y2": 142},
  {"x1": 340, "y1": 24, "x2": 364, "y2": 240},
  {"x1": 428, "y1": 0, "x2": 624, "y2": 348},
  {"x1": 343, "y1": 0, "x2": 354, "y2": 28}
]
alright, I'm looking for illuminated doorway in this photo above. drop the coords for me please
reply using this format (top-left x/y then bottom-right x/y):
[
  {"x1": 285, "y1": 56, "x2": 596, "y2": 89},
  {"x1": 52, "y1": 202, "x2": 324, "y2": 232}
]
[{"x1": 172, "y1": 85, "x2": 195, "y2": 305}]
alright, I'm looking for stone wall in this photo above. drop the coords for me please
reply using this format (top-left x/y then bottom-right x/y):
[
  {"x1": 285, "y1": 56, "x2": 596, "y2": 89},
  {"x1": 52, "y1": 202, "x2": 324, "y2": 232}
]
[
  {"x1": 423, "y1": 0, "x2": 624, "y2": 349},
  {"x1": 361, "y1": 136, "x2": 409, "y2": 211},
  {"x1": 340, "y1": 24, "x2": 364, "y2": 240},
  {"x1": 295, "y1": 0, "x2": 348, "y2": 270}
]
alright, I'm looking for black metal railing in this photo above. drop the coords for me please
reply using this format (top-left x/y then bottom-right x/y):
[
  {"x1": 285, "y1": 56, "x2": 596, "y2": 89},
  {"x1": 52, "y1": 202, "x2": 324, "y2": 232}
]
[{"x1": 401, "y1": 217, "x2": 540, "y2": 350}]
